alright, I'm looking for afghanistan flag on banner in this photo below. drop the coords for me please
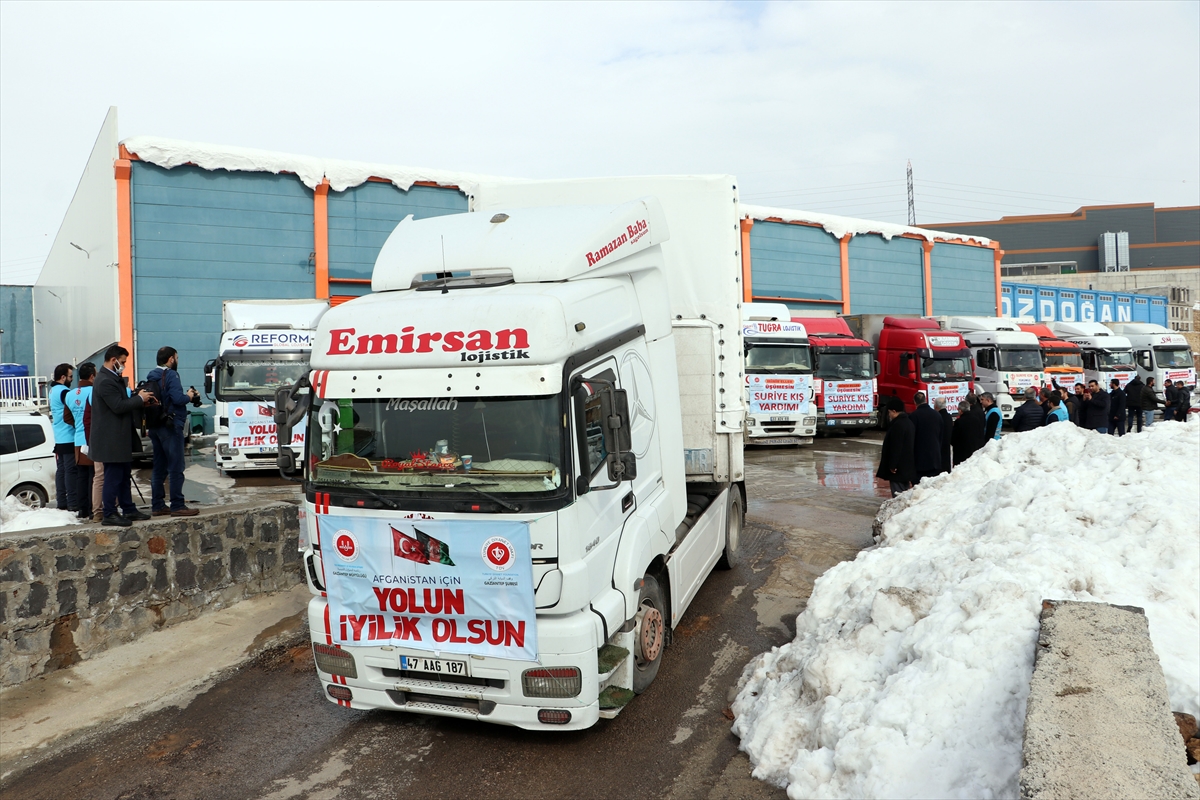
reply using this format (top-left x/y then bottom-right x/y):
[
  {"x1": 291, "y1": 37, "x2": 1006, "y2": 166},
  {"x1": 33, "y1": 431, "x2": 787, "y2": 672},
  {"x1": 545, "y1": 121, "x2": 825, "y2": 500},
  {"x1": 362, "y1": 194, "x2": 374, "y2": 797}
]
[{"x1": 392, "y1": 526, "x2": 455, "y2": 566}]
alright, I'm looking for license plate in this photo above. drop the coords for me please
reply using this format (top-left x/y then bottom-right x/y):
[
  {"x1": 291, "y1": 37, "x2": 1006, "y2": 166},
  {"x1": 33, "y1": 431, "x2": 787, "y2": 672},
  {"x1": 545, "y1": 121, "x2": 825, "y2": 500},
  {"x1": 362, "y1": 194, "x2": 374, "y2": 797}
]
[
  {"x1": 400, "y1": 656, "x2": 470, "y2": 676},
  {"x1": 760, "y1": 437, "x2": 801, "y2": 445},
  {"x1": 769, "y1": 416, "x2": 791, "y2": 422}
]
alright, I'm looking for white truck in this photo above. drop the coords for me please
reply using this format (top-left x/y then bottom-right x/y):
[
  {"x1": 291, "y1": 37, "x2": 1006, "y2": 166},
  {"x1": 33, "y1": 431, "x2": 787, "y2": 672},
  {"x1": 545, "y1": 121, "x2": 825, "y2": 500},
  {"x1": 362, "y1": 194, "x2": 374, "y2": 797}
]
[
  {"x1": 947, "y1": 316, "x2": 1044, "y2": 419},
  {"x1": 273, "y1": 177, "x2": 746, "y2": 730},
  {"x1": 742, "y1": 302, "x2": 816, "y2": 445},
  {"x1": 205, "y1": 299, "x2": 328, "y2": 472},
  {"x1": 1048, "y1": 321, "x2": 1137, "y2": 389},
  {"x1": 1104, "y1": 322, "x2": 1196, "y2": 390}
]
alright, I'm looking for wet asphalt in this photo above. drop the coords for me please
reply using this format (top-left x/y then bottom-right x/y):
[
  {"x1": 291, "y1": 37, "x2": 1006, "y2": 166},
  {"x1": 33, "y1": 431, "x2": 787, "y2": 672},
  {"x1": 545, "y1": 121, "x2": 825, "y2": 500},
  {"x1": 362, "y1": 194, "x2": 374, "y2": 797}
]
[{"x1": 1, "y1": 431, "x2": 887, "y2": 800}]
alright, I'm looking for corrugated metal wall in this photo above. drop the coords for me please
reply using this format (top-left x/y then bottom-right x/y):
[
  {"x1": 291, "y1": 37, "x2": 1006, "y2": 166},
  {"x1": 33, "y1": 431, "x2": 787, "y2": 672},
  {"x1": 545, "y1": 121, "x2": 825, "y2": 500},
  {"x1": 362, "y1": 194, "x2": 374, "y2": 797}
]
[
  {"x1": 930, "y1": 242, "x2": 995, "y2": 316},
  {"x1": 748, "y1": 221, "x2": 841, "y2": 303},
  {"x1": 129, "y1": 162, "x2": 316, "y2": 391},
  {"x1": 848, "y1": 234, "x2": 924, "y2": 314}
]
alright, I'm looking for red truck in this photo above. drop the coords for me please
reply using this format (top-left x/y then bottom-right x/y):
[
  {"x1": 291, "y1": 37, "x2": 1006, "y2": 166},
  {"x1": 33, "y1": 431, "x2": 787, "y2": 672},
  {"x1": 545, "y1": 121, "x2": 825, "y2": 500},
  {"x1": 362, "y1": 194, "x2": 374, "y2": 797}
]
[
  {"x1": 792, "y1": 316, "x2": 877, "y2": 434},
  {"x1": 842, "y1": 315, "x2": 974, "y2": 420}
]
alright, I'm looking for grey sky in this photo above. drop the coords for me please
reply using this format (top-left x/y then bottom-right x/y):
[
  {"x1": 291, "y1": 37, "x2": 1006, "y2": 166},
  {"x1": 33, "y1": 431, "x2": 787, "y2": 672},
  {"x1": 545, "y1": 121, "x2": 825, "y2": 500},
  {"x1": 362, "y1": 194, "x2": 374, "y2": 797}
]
[{"x1": 2, "y1": 0, "x2": 1198, "y2": 284}]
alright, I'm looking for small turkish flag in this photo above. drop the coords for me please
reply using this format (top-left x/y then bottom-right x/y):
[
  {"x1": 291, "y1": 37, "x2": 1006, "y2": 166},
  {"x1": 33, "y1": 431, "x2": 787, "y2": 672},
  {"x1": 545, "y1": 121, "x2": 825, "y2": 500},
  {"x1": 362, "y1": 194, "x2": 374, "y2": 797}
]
[{"x1": 392, "y1": 527, "x2": 429, "y2": 564}]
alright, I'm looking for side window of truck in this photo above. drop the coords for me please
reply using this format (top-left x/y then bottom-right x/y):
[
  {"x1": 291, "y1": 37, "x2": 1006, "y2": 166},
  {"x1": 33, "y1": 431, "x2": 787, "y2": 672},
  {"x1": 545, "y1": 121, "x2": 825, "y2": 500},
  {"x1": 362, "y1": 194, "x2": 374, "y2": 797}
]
[
  {"x1": 1082, "y1": 353, "x2": 1096, "y2": 370},
  {"x1": 1137, "y1": 350, "x2": 1152, "y2": 370}
]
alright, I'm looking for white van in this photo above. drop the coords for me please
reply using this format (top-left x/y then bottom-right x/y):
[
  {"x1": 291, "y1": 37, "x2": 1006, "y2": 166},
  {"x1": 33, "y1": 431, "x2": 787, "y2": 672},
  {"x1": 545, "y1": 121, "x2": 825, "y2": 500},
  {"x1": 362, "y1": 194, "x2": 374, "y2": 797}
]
[{"x1": 0, "y1": 410, "x2": 57, "y2": 507}]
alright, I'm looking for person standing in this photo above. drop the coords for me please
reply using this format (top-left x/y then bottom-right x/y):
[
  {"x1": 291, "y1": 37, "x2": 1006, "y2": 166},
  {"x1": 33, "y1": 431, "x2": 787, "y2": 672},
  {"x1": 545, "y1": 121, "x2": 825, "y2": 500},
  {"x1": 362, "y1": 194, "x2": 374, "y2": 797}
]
[
  {"x1": 981, "y1": 392, "x2": 1003, "y2": 441},
  {"x1": 910, "y1": 391, "x2": 943, "y2": 484},
  {"x1": 1081, "y1": 380, "x2": 1110, "y2": 434},
  {"x1": 876, "y1": 397, "x2": 915, "y2": 497},
  {"x1": 1044, "y1": 393, "x2": 1069, "y2": 424},
  {"x1": 48, "y1": 363, "x2": 78, "y2": 512},
  {"x1": 934, "y1": 397, "x2": 954, "y2": 474},
  {"x1": 1072, "y1": 383, "x2": 1087, "y2": 427},
  {"x1": 1107, "y1": 379, "x2": 1126, "y2": 436},
  {"x1": 91, "y1": 345, "x2": 155, "y2": 527},
  {"x1": 1058, "y1": 387, "x2": 1078, "y2": 425},
  {"x1": 1123, "y1": 375, "x2": 1145, "y2": 433},
  {"x1": 82, "y1": 378, "x2": 104, "y2": 522},
  {"x1": 67, "y1": 363, "x2": 96, "y2": 520},
  {"x1": 1161, "y1": 379, "x2": 1178, "y2": 422},
  {"x1": 951, "y1": 400, "x2": 984, "y2": 465},
  {"x1": 1173, "y1": 380, "x2": 1190, "y2": 422},
  {"x1": 1142, "y1": 377, "x2": 1160, "y2": 428},
  {"x1": 1012, "y1": 387, "x2": 1045, "y2": 432},
  {"x1": 146, "y1": 347, "x2": 200, "y2": 517}
]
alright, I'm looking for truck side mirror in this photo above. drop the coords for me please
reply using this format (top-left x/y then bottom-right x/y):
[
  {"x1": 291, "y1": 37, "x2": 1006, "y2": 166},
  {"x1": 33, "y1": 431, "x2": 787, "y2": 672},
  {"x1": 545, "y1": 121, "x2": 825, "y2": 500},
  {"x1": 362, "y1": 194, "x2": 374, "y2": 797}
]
[
  {"x1": 274, "y1": 380, "x2": 311, "y2": 480},
  {"x1": 203, "y1": 358, "x2": 216, "y2": 396},
  {"x1": 599, "y1": 387, "x2": 636, "y2": 483}
]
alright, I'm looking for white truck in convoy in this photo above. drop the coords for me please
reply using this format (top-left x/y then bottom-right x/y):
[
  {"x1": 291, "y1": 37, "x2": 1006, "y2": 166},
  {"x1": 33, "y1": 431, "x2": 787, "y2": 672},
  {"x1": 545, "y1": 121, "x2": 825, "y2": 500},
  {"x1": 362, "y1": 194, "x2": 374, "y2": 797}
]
[
  {"x1": 1048, "y1": 321, "x2": 1137, "y2": 389},
  {"x1": 1104, "y1": 322, "x2": 1196, "y2": 390},
  {"x1": 274, "y1": 177, "x2": 747, "y2": 730},
  {"x1": 205, "y1": 300, "x2": 328, "y2": 472},
  {"x1": 947, "y1": 317, "x2": 1044, "y2": 419},
  {"x1": 742, "y1": 302, "x2": 816, "y2": 446}
]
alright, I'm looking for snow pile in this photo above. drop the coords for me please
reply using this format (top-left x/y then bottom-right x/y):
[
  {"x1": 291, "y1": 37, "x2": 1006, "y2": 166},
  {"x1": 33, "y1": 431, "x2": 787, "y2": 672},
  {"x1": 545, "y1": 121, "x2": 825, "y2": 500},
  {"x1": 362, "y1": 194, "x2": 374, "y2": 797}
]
[
  {"x1": 732, "y1": 419, "x2": 1200, "y2": 799},
  {"x1": 122, "y1": 136, "x2": 502, "y2": 194},
  {"x1": 0, "y1": 496, "x2": 82, "y2": 533},
  {"x1": 741, "y1": 203, "x2": 991, "y2": 246}
]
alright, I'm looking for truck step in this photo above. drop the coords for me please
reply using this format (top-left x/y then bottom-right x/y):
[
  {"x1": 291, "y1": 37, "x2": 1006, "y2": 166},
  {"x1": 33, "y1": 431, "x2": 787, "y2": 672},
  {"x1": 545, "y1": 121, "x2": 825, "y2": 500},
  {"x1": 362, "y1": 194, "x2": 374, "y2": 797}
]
[
  {"x1": 597, "y1": 644, "x2": 630, "y2": 676},
  {"x1": 598, "y1": 686, "x2": 635, "y2": 710}
]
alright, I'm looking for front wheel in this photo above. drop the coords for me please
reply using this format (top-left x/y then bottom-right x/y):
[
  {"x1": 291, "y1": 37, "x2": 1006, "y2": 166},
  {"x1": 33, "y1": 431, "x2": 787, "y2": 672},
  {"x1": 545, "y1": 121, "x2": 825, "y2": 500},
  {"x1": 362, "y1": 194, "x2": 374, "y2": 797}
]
[
  {"x1": 632, "y1": 575, "x2": 667, "y2": 694},
  {"x1": 9, "y1": 483, "x2": 49, "y2": 509}
]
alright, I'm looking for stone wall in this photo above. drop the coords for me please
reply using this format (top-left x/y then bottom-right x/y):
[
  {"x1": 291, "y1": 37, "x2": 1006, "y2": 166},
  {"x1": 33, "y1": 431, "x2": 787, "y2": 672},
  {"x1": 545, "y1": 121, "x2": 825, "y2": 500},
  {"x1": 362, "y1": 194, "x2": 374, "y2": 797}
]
[{"x1": 0, "y1": 502, "x2": 302, "y2": 686}]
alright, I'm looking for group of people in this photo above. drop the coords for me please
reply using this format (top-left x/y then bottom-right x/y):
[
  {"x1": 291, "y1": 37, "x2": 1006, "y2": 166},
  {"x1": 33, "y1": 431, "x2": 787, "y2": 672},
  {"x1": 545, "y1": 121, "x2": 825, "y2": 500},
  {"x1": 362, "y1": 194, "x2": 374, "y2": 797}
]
[
  {"x1": 48, "y1": 345, "x2": 201, "y2": 527},
  {"x1": 876, "y1": 376, "x2": 1193, "y2": 496}
]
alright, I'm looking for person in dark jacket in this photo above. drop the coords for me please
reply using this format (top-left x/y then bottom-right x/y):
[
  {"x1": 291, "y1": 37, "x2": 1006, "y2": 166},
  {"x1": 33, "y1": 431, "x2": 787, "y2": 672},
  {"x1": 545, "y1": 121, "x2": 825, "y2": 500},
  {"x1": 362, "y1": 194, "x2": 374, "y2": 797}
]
[
  {"x1": 1059, "y1": 387, "x2": 1079, "y2": 425},
  {"x1": 876, "y1": 397, "x2": 915, "y2": 496},
  {"x1": 1072, "y1": 383, "x2": 1087, "y2": 427},
  {"x1": 1142, "y1": 377, "x2": 1161, "y2": 427},
  {"x1": 951, "y1": 400, "x2": 985, "y2": 465},
  {"x1": 146, "y1": 346, "x2": 201, "y2": 517},
  {"x1": 1080, "y1": 380, "x2": 1110, "y2": 433},
  {"x1": 910, "y1": 391, "x2": 943, "y2": 484},
  {"x1": 1107, "y1": 379, "x2": 1126, "y2": 435},
  {"x1": 1011, "y1": 387, "x2": 1045, "y2": 432},
  {"x1": 1124, "y1": 375, "x2": 1145, "y2": 433},
  {"x1": 934, "y1": 397, "x2": 954, "y2": 473},
  {"x1": 1161, "y1": 380, "x2": 1179, "y2": 422},
  {"x1": 1044, "y1": 393, "x2": 1069, "y2": 424},
  {"x1": 91, "y1": 345, "x2": 155, "y2": 527},
  {"x1": 981, "y1": 392, "x2": 1003, "y2": 441},
  {"x1": 1174, "y1": 380, "x2": 1191, "y2": 422}
]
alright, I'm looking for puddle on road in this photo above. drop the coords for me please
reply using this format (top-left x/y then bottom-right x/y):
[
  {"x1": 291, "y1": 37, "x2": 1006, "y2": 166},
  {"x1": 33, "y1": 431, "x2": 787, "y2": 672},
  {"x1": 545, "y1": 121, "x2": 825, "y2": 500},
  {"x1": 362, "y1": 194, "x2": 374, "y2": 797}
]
[{"x1": 747, "y1": 437, "x2": 891, "y2": 499}]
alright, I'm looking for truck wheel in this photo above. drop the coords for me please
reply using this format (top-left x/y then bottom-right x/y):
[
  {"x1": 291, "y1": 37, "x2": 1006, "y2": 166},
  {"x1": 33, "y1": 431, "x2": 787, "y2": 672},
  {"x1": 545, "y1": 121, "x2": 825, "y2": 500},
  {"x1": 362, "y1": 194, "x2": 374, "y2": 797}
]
[
  {"x1": 717, "y1": 486, "x2": 743, "y2": 570},
  {"x1": 9, "y1": 483, "x2": 48, "y2": 509},
  {"x1": 632, "y1": 575, "x2": 666, "y2": 694}
]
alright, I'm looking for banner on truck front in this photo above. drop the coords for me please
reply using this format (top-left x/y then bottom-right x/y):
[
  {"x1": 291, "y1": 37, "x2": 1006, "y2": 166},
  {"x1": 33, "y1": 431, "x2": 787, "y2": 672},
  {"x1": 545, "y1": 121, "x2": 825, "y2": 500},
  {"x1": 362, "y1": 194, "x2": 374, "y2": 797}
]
[
  {"x1": 927, "y1": 382, "x2": 969, "y2": 411},
  {"x1": 1005, "y1": 372, "x2": 1041, "y2": 390},
  {"x1": 746, "y1": 374, "x2": 812, "y2": 416},
  {"x1": 228, "y1": 401, "x2": 306, "y2": 452},
  {"x1": 824, "y1": 380, "x2": 872, "y2": 416},
  {"x1": 318, "y1": 514, "x2": 538, "y2": 661}
]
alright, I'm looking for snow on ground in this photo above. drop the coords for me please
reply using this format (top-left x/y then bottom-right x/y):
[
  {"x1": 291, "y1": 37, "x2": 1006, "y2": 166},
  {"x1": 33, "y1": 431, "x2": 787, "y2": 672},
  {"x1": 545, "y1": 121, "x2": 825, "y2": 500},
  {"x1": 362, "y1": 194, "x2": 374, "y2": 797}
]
[
  {"x1": 0, "y1": 496, "x2": 82, "y2": 533},
  {"x1": 732, "y1": 419, "x2": 1200, "y2": 800}
]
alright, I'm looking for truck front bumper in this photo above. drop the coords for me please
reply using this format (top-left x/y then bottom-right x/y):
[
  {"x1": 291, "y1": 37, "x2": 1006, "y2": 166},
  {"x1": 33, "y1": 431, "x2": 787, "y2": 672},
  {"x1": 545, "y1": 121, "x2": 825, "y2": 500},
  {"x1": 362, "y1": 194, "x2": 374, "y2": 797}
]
[
  {"x1": 817, "y1": 412, "x2": 877, "y2": 430},
  {"x1": 745, "y1": 415, "x2": 817, "y2": 445}
]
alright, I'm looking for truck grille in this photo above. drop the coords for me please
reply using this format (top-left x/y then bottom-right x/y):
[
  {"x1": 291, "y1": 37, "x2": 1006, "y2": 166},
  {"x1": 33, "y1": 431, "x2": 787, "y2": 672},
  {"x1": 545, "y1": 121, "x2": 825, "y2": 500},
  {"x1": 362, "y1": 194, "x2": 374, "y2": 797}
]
[
  {"x1": 386, "y1": 690, "x2": 496, "y2": 716},
  {"x1": 761, "y1": 424, "x2": 796, "y2": 434}
]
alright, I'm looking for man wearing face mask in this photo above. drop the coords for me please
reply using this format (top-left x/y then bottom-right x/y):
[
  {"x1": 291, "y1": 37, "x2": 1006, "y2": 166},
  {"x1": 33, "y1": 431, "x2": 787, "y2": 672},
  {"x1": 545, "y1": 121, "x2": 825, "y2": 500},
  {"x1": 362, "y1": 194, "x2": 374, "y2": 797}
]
[
  {"x1": 91, "y1": 345, "x2": 155, "y2": 527},
  {"x1": 146, "y1": 346, "x2": 201, "y2": 517}
]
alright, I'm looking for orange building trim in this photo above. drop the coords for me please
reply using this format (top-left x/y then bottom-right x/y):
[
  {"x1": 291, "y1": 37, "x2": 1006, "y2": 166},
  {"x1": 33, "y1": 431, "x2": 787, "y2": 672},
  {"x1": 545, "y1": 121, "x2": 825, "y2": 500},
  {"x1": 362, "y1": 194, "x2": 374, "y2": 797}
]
[
  {"x1": 739, "y1": 218, "x2": 753, "y2": 303},
  {"x1": 921, "y1": 241, "x2": 934, "y2": 316},
  {"x1": 114, "y1": 157, "x2": 136, "y2": 376},
  {"x1": 990, "y1": 242, "x2": 1003, "y2": 316},
  {"x1": 314, "y1": 179, "x2": 330, "y2": 299},
  {"x1": 839, "y1": 234, "x2": 851, "y2": 314},
  {"x1": 1129, "y1": 240, "x2": 1200, "y2": 249},
  {"x1": 329, "y1": 277, "x2": 372, "y2": 285},
  {"x1": 752, "y1": 295, "x2": 843, "y2": 306}
]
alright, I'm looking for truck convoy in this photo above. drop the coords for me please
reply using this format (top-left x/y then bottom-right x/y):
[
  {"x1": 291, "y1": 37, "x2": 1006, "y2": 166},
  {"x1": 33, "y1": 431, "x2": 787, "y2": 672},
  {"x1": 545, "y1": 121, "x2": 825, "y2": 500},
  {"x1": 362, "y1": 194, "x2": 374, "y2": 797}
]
[
  {"x1": 1018, "y1": 322, "x2": 1084, "y2": 392},
  {"x1": 1047, "y1": 322, "x2": 1137, "y2": 389},
  {"x1": 206, "y1": 299, "x2": 329, "y2": 472},
  {"x1": 741, "y1": 303, "x2": 816, "y2": 446},
  {"x1": 948, "y1": 317, "x2": 1044, "y2": 419},
  {"x1": 843, "y1": 315, "x2": 974, "y2": 421},
  {"x1": 1105, "y1": 322, "x2": 1197, "y2": 390},
  {"x1": 792, "y1": 316, "x2": 877, "y2": 434},
  {"x1": 273, "y1": 177, "x2": 747, "y2": 730}
]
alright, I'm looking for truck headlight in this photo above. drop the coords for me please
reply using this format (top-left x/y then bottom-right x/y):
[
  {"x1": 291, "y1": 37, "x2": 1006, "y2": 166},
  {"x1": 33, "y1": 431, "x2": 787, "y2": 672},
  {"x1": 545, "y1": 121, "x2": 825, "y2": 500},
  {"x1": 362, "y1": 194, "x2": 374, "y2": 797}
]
[
  {"x1": 217, "y1": 444, "x2": 232, "y2": 456},
  {"x1": 522, "y1": 667, "x2": 582, "y2": 698},
  {"x1": 313, "y1": 643, "x2": 357, "y2": 678},
  {"x1": 804, "y1": 417, "x2": 817, "y2": 426},
  {"x1": 746, "y1": 418, "x2": 756, "y2": 427}
]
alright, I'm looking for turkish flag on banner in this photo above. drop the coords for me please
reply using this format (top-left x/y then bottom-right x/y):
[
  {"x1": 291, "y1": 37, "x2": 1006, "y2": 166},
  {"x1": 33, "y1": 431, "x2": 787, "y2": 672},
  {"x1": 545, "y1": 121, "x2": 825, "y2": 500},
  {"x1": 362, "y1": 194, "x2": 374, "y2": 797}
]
[
  {"x1": 258, "y1": 404, "x2": 274, "y2": 417},
  {"x1": 392, "y1": 526, "x2": 430, "y2": 564}
]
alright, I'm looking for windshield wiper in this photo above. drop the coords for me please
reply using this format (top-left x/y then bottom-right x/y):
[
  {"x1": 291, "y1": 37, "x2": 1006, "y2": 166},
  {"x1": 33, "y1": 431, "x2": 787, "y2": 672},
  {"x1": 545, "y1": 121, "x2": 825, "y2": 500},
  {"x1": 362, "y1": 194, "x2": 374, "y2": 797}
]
[
  {"x1": 443, "y1": 481, "x2": 521, "y2": 512},
  {"x1": 323, "y1": 478, "x2": 399, "y2": 509}
]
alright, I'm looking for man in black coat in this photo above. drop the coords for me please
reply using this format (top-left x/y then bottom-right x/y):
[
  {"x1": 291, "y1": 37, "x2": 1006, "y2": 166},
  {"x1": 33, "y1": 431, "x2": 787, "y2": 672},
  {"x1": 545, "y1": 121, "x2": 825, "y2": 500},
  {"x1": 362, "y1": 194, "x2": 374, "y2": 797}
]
[
  {"x1": 1011, "y1": 387, "x2": 1045, "y2": 432},
  {"x1": 910, "y1": 391, "x2": 943, "y2": 484},
  {"x1": 1123, "y1": 375, "x2": 1145, "y2": 433},
  {"x1": 951, "y1": 400, "x2": 985, "y2": 465},
  {"x1": 933, "y1": 397, "x2": 954, "y2": 473},
  {"x1": 1107, "y1": 379, "x2": 1127, "y2": 436},
  {"x1": 91, "y1": 345, "x2": 155, "y2": 527},
  {"x1": 1080, "y1": 380, "x2": 1110, "y2": 433},
  {"x1": 877, "y1": 397, "x2": 916, "y2": 496}
]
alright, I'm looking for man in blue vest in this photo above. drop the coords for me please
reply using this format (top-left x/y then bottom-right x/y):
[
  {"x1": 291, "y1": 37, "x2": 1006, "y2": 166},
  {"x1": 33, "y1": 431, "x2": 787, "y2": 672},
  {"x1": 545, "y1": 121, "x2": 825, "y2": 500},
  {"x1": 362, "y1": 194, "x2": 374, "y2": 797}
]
[
  {"x1": 48, "y1": 362, "x2": 78, "y2": 511},
  {"x1": 68, "y1": 362, "x2": 97, "y2": 519},
  {"x1": 981, "y1": 392, "x2": 1003, "y2": 441}
]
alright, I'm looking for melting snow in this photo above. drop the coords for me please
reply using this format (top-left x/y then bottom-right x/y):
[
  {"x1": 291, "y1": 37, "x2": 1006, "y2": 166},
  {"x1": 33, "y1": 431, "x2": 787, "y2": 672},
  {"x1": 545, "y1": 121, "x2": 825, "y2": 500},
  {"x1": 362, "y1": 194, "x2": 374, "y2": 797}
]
[{"x1": 0, "y1": 496, "x2": 82, "y2": 532}]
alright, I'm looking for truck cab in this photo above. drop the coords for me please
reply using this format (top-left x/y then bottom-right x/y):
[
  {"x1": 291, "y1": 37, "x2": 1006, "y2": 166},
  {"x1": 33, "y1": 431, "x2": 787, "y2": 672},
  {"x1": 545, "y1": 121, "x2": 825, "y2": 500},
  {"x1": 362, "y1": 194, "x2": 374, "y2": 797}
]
[
  {"x1": 948, "y1": 317, "x2": 1044, "y2": 419},
  {"x1": 792, "y1": 316, "x2": 877, "y2": 433},
  {"x1": 205, "y1": 300, "x2": 328, "y2": 472},
  {"x1": 1018, "y1": 322, "x2": 1084, "y2": 393},
  {"x1": 1048, "y1": 322, "x2": 1137, "y2": 389},
  {"x1": 843, "y1": 315, "x2": 975, "y2": 420},
  {"x1": 1105, "y1": 322, "x2": 1196, "y2": 391},
  {"x1": 742, "y1": 303, "x2": 815, "y2": 446},
  {"x1": 276, "y1": 179, "x2": 747, "y2": 732}
]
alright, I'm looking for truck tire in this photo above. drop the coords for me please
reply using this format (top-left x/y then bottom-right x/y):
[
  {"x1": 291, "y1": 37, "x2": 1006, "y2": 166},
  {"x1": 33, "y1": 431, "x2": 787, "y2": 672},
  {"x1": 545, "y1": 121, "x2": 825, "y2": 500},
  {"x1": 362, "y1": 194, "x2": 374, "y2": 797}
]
[
  {"x1": 717, "y1": 486, "x2": 743, "y2": 570},
  {"x1": 632, "y1": 575, "x2": 666, "y2": 694}
]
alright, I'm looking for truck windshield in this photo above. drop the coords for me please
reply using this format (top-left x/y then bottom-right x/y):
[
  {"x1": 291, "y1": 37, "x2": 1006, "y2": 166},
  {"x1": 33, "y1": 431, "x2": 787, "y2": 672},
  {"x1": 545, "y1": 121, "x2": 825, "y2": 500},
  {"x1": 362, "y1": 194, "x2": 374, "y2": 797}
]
[
  {"x1": 920, "y1": 350, "x2": 971, "y2": 381},
  {"x1": 998, "y1": 347, "x2": 1044, "y2": 371},
  {"x1": 745, "y1": 343, "x2": 812, "y2": 372},
  {"x1": 1153, "y1": 347, "x2": 1193, "y2": 368},
  {"x1": 815, "y1": 351, "x2": 872, "y2": 380},
  {"x1": 1097, "y1": 349, "x2": 1135, "y2": 370},
  {"x1": 307, "y1": 395, "x2": 564, "y2": 496},
  {"x1": 1044, "y1": 351, "x2": 1083, "y2": 370},
  {"x1": 217, "y1": 358, "x2": 311, "y2": 400}
]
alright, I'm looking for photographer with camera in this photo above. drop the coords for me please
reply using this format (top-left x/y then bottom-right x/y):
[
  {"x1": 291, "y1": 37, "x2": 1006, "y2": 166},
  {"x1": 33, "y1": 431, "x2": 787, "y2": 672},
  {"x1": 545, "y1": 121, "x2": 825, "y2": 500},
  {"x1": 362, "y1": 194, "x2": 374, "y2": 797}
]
[
  {"x1": 145, "y1": 346, "x2": 201, "y2": 517},
  {"x1": 92, "y1": 345, "x2": 154, "y2": 527}
]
